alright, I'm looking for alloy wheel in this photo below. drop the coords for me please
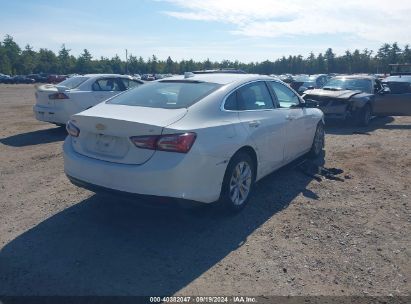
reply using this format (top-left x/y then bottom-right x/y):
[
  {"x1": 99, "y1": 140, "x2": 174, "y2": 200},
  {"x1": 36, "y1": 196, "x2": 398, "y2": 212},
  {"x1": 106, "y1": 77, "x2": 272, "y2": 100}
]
[{"x1": 229, "y1": 161, "x2": 252, "y2": 206}]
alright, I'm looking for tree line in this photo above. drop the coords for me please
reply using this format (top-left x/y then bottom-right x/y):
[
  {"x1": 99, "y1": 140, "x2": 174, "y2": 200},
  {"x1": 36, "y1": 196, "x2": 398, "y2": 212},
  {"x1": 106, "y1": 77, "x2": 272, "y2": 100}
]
[{"x1": 0, "y1": 34, "x2": 410, "y2": 76}]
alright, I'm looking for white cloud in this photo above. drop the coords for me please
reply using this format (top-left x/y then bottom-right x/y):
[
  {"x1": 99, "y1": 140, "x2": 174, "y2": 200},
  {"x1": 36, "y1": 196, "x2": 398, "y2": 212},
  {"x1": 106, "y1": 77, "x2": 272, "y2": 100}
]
[{"x1": 161, "y1": 0, "x2": 411, "y2": 43}]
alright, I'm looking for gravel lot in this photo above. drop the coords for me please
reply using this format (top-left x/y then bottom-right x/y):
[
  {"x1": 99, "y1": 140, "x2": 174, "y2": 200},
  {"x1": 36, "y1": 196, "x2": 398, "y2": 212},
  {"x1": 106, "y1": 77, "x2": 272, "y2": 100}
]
[{"x1": 0, "y1": 84, "x2": 410, "y2": 297}]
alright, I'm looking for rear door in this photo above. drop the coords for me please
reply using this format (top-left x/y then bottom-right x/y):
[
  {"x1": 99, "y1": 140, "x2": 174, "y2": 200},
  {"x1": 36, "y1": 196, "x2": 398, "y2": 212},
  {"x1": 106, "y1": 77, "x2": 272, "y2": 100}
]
[
  {"x1": 373, "y1": 79, "x2": 411, "y2": 115},
  {"x1": 267, "y1": 81, "x2": 313, "y2": 161},
  {"x1": 227, "y1": 81, "x2": 288, "y2": 176}
]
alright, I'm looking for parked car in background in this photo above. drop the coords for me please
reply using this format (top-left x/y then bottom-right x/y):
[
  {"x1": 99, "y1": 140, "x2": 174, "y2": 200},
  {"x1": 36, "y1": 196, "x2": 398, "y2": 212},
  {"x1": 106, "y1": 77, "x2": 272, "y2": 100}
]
[
  {"x1": 9, "y1": 75, "x2": 35, "y2": 84},
  {"x1": 141, "y1": 74, "x2": 155, "y2": 81},
  {"x1": 64, "y1": 73, "x2": 324, "y2": 212},
  {"x1": 0, "y1": 74, "x2": 12, "y2": 83},
  {"x1": 291, "y1": 74, "x2": 329, "y2": 95},
  {"x1": 192, "y1": 69, "x2": 247, "y2": 74},
  {"x1": 303, "y1": 75, "x2": 411, "y2": 126},
  {"x1": 33, "y1": 74, "x2": 144, "y2": 126},
  {"x1": 382, "y1": 75, "x2": 411, "y2": 93},
  {"x1": 279, "y1": 74, "x2": 294, "y2": 84},
  {"x1": 27, "y1": 73, "x2": 48, "y2": 83},
  {"x1": 47, "y1": 74, "x2": 68, "y2": 83}
]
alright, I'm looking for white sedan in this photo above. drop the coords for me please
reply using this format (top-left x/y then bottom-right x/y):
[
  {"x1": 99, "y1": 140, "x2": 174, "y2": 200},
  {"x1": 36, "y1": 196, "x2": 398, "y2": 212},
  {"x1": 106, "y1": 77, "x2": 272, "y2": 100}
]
[
  {"x1": 64, "y1": 73, "x2": 324, "y2": 212},
  {"x1": 33, "y1": 74, "x2": 143, "y2": 125}
]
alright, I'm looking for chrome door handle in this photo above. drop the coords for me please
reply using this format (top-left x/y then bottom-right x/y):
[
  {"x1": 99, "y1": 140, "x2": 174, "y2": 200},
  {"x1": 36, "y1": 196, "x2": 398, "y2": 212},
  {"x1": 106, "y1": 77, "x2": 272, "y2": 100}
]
[{"x1": 249, "y1": 121, "x2": 260, "y2": 128}]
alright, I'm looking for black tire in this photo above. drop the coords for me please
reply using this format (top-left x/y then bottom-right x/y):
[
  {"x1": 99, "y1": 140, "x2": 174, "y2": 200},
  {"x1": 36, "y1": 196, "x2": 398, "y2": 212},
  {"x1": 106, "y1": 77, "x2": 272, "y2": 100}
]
[
  {"x1": 308, "y1": 122, "x2": 325, "y2": 158},
  {"x1": 220, "y1": 151, "x2": 256, "y2": 212},
  {"x1": 355, "y1": 103, "x2": 372, "y2": 126}
]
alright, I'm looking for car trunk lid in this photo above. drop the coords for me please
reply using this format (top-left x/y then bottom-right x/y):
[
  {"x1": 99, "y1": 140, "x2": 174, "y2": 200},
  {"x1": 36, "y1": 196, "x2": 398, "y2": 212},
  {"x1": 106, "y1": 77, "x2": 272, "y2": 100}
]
[
  {"x1": 70, "y1": 104, "x2": 188, "y2": 164},
  {"x1": 35, "y1": 84, "x2": 59, "y2": 106}
]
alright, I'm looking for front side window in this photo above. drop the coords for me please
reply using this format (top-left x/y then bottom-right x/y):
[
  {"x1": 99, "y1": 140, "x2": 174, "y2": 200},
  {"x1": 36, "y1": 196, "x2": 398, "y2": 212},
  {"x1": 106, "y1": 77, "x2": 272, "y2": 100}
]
[
  {"x1": 268, "y1": 81, "x2": 300, "y2": 108},
  {"x1": 92, "y1": 78, "x2": 122, "y2": 91},
  {"x1": 236, "y1": 82, "x2": 274, "y2": 110},
  {"x1": 107, "y1": 80, "x2": 221, "y2": 109},
  {"x1": 224, "y1": 82, "x2": 276, "y2": 111}
]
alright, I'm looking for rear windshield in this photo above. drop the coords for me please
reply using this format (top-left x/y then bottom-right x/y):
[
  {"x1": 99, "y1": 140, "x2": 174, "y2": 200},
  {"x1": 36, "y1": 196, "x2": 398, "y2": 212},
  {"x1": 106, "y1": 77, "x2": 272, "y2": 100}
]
[
  {"x1": 58, "y1": 76, "x2": 89, "y2": 89},
  {"x1": 107, "y1": 81, "x2": 221, "y2": 109}
]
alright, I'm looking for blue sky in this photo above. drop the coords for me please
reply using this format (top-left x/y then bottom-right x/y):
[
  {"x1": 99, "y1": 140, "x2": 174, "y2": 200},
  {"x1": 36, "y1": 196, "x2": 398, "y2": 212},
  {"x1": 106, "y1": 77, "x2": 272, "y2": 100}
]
[{"x1": 0, "y1": 0, "x2": 410, "y2": 62}]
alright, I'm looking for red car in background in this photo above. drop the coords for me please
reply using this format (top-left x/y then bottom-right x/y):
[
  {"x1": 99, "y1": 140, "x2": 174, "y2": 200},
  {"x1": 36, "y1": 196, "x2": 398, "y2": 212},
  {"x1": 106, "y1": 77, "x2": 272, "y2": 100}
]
[{"x1": 47, "y1": 74, "x2": 68, "y2": 83}]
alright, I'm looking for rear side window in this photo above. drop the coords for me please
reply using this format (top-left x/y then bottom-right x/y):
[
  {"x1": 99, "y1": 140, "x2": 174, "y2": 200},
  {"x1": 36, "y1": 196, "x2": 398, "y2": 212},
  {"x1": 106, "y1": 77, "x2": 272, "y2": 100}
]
[
  {"x1": 268, "y1": 81, "x2": 300, "y2": 108},
  {"x1": 58, "y1": 76, "x2": 89, "y2": 89},
  {"x1": 92, "y1": 78, "x2": 122, "y2": 91},
  {"x1": 224, "y1": 92, "x2": 238, "y2": 110},
  {"x1": 120, "y1": 78, "x2": 142, "y2": 90},
  {"x1": 224, "y1": 81, "x2": 274, "y2": 111},
  {"x1": 107, "y1": 81, "x2": 221, "y2": 109}
]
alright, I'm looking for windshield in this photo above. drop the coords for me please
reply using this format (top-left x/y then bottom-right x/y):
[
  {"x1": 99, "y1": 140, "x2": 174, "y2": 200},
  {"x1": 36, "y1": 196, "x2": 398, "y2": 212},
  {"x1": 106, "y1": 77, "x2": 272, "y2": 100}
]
[
  {"x1": 107, "y1": 80, "x2": 221, "y2": 109},
  {"x1": 58, "y1": 76, "x2": 89, "y2": 89},
  {"x1": 323, "y1": 78, "x2": 372, "y2": 93}
]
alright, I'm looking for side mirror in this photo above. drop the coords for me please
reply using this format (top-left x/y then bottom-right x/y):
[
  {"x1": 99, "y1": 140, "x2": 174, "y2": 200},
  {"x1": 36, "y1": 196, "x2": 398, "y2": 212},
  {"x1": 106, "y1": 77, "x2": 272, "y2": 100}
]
[
  {"x1": 299, "y1": 99, "x2": 318, "y2": 108},
  {"x1": 379, "y1": 87, "x2": 391, "y2": 95}
]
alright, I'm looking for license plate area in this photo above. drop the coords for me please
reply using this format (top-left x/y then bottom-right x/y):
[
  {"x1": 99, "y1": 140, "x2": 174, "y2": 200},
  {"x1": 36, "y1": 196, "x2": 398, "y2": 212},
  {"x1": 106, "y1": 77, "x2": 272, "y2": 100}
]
[{"x1": 94, "y1": 134, "x2": 117, "y2": 154}]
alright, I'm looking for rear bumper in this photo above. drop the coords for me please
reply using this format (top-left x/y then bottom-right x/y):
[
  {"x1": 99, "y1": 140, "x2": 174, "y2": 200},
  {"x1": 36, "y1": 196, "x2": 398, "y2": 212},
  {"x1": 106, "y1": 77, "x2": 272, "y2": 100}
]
[
  {"x1": 63, "y1": 137, "x2": 228, "y2": 203},
  {"x1": 33, "y1": 105, "x2": 68, "y2": 125}
]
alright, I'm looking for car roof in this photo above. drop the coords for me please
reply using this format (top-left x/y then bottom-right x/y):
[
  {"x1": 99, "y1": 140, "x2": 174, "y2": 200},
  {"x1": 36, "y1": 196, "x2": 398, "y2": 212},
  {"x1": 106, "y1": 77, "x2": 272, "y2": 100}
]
[
  {"x1": 333, "y1": 75, "x2": 376, "y2": 80},
  {"x1": 82, "y1": 74, "x2": 134, "y2": 78},
  {"x1": 161, "y1": 73, "x2": 274, "y2": 85}
]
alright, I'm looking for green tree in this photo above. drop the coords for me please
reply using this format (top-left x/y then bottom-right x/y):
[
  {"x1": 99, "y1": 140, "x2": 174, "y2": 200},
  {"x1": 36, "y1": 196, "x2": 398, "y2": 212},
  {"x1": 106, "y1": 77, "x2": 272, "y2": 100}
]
[
  {"x1": 76, "y1": 49, "x2": 93, "y2": 73},
  {"x1": 402, "y1": 44, "x2": 411, "y2": 63},
  {"x1": 3, "y1": 35, "x2": 21, "y2": 74},
  {"x1": 325, "y1": 48, "x2": 336, "y2": 73},
  {"x1": 36, "y1": 48, "x2": 58, "y2": 73},
  {"x1": 377, "y1": 43, "x2": 391, "y2": 73},
  {"x1": 0, "y1": 42, "x2": 12, "y2": 74},
  {"x1": 151, "y1": 55, "x2": 158, "y2": 73},
  {"x1": 58, "y1": 44, "x2": 76, "y2": 74},
  {"x1": 317, "y1": 53, "x2": 326, "y2": 73},
  {"x1": 20, "y1": 44, "x2": 36, "y2": 74},
  {"x1": 110, "y1": 54, "x2": 123, "y2": 74},
  {"x1": 165, "y1": 56, "x2": 174, "y2": 73}
]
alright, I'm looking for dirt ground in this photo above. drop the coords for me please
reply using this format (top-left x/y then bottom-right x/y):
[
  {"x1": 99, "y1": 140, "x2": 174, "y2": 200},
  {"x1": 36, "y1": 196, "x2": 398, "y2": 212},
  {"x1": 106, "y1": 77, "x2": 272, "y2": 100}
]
[{"x1": 0, "y1": 84, "x2": 410, "y2": 297}]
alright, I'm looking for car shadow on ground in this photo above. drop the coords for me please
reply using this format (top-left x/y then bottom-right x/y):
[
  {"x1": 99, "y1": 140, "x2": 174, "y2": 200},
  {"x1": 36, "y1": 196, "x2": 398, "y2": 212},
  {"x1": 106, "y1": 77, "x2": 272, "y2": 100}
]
[
  {"x1": 0, "y1": 157, "x2": 329, "y2": 296},
  {"x1": 323, "y1": 116, "x2": 403, "y2": 135},
  {"x1": 0, "y1": 126, "x2": 66, "y2": 147}
]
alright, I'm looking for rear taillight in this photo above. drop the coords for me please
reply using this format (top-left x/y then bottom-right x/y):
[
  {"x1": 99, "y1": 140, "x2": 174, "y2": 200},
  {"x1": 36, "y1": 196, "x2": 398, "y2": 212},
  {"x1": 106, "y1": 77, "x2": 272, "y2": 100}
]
[
  {"x1": 129, "y1": 135, "x2": 158, "y2": 150},
  {"x1": 49, "y1": 92, "x2": 69, "y2": 100},
  {"x1": 66, "y1": 120, "x2": 80, "y2": 137},
  {"x1": 130, "y1": 132, "x2": 196, "y2": 153}
]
